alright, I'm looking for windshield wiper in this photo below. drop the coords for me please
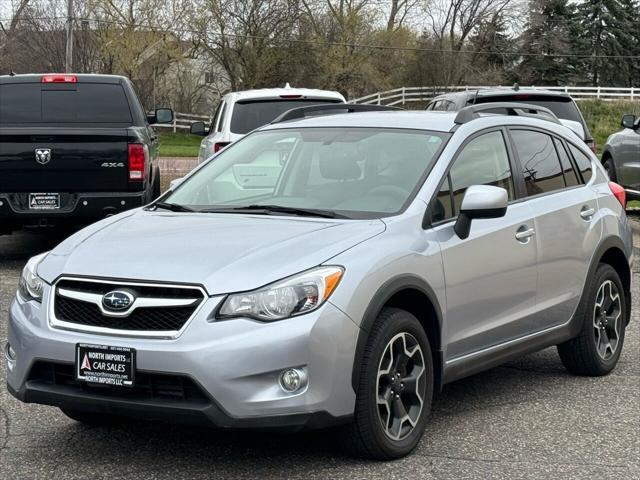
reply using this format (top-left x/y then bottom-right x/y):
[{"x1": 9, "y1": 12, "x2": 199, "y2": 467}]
[
  {"x1": 151, "y1": 202, "x2": 195, "y2": 213},
  {"x1": 201, "y1": 204, "x2": 348, "y2": 219}
]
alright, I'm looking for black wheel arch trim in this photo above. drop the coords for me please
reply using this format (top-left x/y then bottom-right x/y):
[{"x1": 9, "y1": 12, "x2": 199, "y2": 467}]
[
  {"x1": 351, "y1": 274, "x2": 444, "y2": 394},
  {"x1": 589, "y1": 235, "x2": 632, "y2": 325}
]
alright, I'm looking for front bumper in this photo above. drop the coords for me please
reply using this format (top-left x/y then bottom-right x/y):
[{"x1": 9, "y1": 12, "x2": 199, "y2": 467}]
[
  {"x1": 6, "y1": 286, "x2": 359, "y2": 430},
  {"x1": 0, "y1": 191, "x2": 146, "y2": 230}
]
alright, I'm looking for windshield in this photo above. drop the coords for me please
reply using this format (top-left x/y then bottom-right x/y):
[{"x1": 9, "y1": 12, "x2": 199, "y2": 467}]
[
  {"x1": 165, "y1": 127, "x2": 448, "y2": 219},
  {"x1": 230, "y1": 99, "x2": 343, "y2": 134}
]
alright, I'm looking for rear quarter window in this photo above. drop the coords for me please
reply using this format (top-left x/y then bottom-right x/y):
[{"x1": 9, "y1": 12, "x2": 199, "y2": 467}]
[
  {"x1": 0, "y1": 82, "x2": 132, "y2": 123},
  {"x1": 567, "y1": 143, "x2": 593, "y2": 183}
]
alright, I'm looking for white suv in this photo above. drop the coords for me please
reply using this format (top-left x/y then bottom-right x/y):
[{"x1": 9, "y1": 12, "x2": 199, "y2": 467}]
[{"x1": 191, "y1": 85, "x2": 345, "y2": 162}]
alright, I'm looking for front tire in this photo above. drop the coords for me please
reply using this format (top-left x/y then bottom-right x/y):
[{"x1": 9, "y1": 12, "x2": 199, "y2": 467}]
[
  {"x1": 557, "y1": 263, "x2": 626, "y2": 376},
  {"x1": 340, "y1": 308, "x2": 433, "y2": 460}
]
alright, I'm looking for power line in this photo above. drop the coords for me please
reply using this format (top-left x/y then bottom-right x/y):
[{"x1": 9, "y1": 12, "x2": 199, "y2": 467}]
[{"x1": 2, "y1": 15, "x2": 640, "y2": 60}]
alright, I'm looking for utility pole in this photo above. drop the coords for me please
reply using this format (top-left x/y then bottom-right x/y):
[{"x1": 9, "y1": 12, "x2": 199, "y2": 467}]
[{"x1": 65, "y1": 0, "x2": 73, "y2": 73}]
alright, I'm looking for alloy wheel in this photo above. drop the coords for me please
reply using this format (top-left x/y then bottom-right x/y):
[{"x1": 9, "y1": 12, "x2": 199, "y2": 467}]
[
  {"x1": 376, "y1": 332, "x2": 426, "y2": 441},
  {"x1": 593, "y1": 280, "x2": 622, "y2": 360}
]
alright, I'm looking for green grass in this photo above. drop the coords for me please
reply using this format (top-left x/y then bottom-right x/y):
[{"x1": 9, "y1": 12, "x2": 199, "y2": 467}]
[
  {"x1": 578, "y1": 100, "x2": 640, "y2": 153},
  {"x1": 158, "y1": 131, "x2": 201, "y2": 157}
]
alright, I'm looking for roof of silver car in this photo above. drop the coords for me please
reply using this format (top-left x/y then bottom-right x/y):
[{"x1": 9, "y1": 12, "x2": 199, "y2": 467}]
[{"x1": 261, "y1": 110, "x2": 460, "y2": 132}]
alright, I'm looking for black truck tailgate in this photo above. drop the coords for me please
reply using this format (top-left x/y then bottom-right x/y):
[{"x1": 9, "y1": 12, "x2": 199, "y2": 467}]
[{"x1": 0, "y1": 127, "x2": 129, "y2": 192}]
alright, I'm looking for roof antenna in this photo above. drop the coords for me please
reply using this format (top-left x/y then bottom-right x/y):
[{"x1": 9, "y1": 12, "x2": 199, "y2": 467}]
[
  {"x1": 284, "y1": 82, "x2": 291, "y2": 89},
  {"x1": 9, "y1": 69, "x2": 16, "y2": 76},
  {"x1": 513, "y1": 82, "x2": 520, "y2": 92},
  {"x1": 472, "y1": 89, "x2": 479, "y2": 105}
]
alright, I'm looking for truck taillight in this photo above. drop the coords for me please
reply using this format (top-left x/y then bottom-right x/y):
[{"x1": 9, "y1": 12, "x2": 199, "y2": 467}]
[
  {"x1": 608, "y1": 182, "x2": 626, "y2": 208},
  {"x1": 128, "y1": 143, "x2": 147, "y2": 181},
  {"x1": 41, "y1": 74, "x2": 77, "y2": 83},
  {"x1": 214, "y1": 142, "x2": 230, "y2": 153}
]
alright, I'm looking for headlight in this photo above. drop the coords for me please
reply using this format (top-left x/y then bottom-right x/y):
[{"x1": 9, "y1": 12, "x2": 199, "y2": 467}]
[
  {"x1": 17, "y1": 252, "x2": 49, "y2": 303},
  {"x1": 217, "y1": 266, "x2": 344, "y2": 321}
]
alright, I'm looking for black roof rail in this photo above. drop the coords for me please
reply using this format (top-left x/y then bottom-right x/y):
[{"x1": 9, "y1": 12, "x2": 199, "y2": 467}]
[
  {"x1": 453, "y1": 102, "x2": 560, "y2": 125},
  {"x1": 271, "y1": 104, "x2": 400, "y2": 124}
]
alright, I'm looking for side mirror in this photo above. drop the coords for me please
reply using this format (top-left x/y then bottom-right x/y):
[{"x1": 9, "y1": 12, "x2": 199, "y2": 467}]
[
  {"x1": 621, "y1": 114, "x2": 636, "y2": 129},
  {"x1": 454, "y1": 185, "x2": 508, "y2": 240},
  {"x1": 190, "y1": 121, "x2": 206, "y2": 136},
  {"x1": 169, "y1": 177, "x2": 184, "y2": 190},
  {"x1": 148, "y1": 108, "x2": 173, "y2": 124}
]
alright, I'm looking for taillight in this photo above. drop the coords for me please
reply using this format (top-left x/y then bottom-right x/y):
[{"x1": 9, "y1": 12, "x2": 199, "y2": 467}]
[
  {"x1": 279, "y1": 94, "x2": 302, "y2": 99},
  {"x1": 41, "y1": 74, "x2": 77, "y2": 83},
  {"x1": 608, "y1": 182, "x2": 626, "y2": 208},
  {"x1": 128, "y1": 144, "x2": 147, "y2": 181},
  {"x1": 214, "y1": 142, "x2": 230, "y2": 153},
  {"x1": 586, "y1": 139, "x2": 597, "y2": 154}
]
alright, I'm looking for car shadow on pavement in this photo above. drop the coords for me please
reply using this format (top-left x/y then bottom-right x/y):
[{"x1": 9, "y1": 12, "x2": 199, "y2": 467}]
[{"x1": 34, "y1": 350, "x2": 572, "y2": 468}]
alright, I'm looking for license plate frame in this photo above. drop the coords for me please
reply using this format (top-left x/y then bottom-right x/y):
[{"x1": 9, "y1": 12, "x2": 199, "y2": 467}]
[
  {"x1": 28, "y1": 192, "x2": 60, "y2": 210},
  {"x1": 76, "y1": 343, "x2": 136, "y2": 387}
]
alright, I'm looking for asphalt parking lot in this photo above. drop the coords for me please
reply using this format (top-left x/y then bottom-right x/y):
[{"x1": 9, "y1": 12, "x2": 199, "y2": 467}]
[{"x1": 1, "y1": 227, "x2": 639, "y2": 480}]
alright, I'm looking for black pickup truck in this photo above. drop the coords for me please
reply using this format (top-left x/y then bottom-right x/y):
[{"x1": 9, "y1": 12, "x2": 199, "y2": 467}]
[{"x1": 0, "y1": 73, "x2": 173, "y2": 234}]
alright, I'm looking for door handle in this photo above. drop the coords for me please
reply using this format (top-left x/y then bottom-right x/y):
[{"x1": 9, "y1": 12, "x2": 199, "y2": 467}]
[
  {"x1": 515, "y1": 226, "x2": 535, "y2": 242},
  {"x1": 580, "y1": 207, "x2": 595, "y2": 220}
]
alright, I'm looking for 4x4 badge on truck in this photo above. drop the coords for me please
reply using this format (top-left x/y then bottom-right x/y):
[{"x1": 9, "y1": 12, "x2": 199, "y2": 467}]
[{"x1": 35, "y1": 148, "x2": 51, "y2": 165}]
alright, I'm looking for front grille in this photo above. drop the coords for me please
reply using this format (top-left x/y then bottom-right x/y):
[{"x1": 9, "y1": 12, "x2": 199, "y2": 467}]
[
  {"x1": 28, "y1": 362, "x2": 210, "y2": 404},
  {"x1": 52, "y1": 278, "x2": 205, "y2": 335},
  {"x1": 55, "y1": 296, "x2": 195, "y2": 331}
]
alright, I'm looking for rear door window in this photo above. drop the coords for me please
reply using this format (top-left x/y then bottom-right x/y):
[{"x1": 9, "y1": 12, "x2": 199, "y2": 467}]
[
  {"x1": 511, "y1": 130, "x2": 566, "y2": 196},
  {"x1": 0, "y1": 82, "x2": 132, "y2": 123},
  {"x1": 229, "y1": 99, "x2": 343, "y2": 134}
]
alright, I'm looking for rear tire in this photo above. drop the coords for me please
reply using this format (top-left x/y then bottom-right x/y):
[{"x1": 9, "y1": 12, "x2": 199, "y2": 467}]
[
  {"x1": 339, "y1": 308, "x2": 433, "y2": 460},
  {"x1": 557, "y1": 263, "x2": 626, "y2": 376},
  {"x1": 603, "y1": 157, "x2": 617, "y2": 182},
  {"x1": 152, "y1": 170, "x2": 161, "y2": 200},
  {"x1": 60, "y1": 408, "x2": 123, "y2": 425}
]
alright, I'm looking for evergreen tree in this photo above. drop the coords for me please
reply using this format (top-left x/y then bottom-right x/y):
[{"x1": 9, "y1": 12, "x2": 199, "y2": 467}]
[
  {"x1": 575, "y1": 0, "x2": 639, "y2": 86},
  {"x1": 468, "y1": 11, "x2": 515, "y2": 80},
  {"x1": 517, "y1": 0, "x2": 579, "y2": 85}
]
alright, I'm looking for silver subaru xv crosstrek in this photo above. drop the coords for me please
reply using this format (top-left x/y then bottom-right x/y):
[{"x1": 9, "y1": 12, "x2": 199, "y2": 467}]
[{"x1": 6, "y1": 103, "x2": 633, "y2": 460}]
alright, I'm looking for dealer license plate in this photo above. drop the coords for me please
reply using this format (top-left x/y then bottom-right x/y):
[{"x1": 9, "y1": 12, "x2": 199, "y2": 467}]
[
  {"x1": 29, "y1": 193, "x2": 60, "y2": 210},
  {"x1": 76, "y1": 343, "x2": 135, "y2": 387}
]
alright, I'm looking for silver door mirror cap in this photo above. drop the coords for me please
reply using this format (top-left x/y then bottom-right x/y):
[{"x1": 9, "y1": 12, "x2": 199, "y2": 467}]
[{"x1": 455, "y1": 185, "x2": 508, "y2": 240}]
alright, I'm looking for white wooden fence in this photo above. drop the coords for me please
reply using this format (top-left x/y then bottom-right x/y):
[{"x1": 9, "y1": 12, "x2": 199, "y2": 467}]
[
  {"x1": 155, "y1": 85, "x2": 639, "y2": 131},
  {"x1": 349, "y1": 86, "x2": 640, "y2": 106},
  {"x1": 152, "y1": 112, "x2": 211, "y2": 132}
]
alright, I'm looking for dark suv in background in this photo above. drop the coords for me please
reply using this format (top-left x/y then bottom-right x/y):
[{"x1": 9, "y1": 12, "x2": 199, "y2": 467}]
[
  {"x1": 0, "y1": 73, "x2": 172, "y2": 235},
  {"x1": 426, "y1": 87, "x2": 596, "y2": 153}
]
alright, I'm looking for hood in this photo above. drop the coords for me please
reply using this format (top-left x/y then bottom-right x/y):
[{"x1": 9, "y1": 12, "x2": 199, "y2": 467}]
[{"x1": 39, "y1": 209, "x2": 385, "y2": 294}]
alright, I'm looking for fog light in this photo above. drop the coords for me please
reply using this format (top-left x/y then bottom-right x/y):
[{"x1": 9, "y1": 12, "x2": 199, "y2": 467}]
[
  {"x1": 279, "y1": 368, "x2": 307, "y2": 393},
  {"x1": 6, "y1": 343, "x2": 16, "y2": 360}
]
